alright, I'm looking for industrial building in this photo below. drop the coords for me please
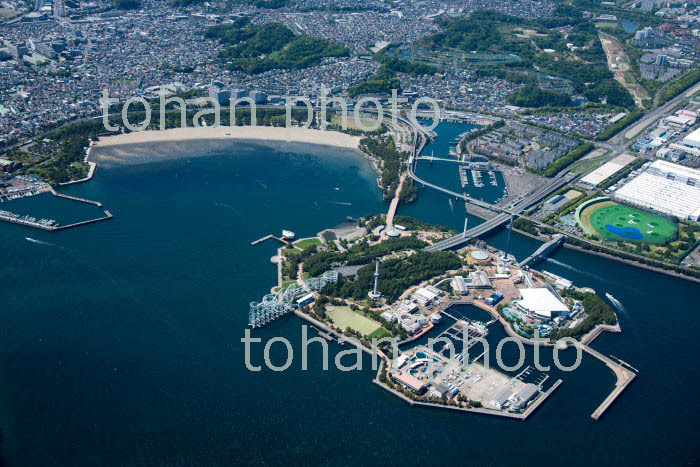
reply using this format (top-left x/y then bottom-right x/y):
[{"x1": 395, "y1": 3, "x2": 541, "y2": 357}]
[
  {"x1": 683, "y1": 127, "x2": 700, "y2": 149},
  {"x1": 380, "y1": 311, "x2": 397, "y2": 323},
  {"x1": 412, "y1": 287, "x2": 441, "y2": 306},
  {"x1": 451, "y1": 276, "x2": 469, "y2": 295},
  {"x1": 579, "y1": 153, "x2": 636, "y2": 189},
  {"x1": 510, "y1": 384, "x2": 539, "y2": 411},
  {"x1": 490, "y1": 388, "x2": 513, "y2": 409},
  {"x1": 485, "y1": 292, "x2": 503, "y2": 306},
  {"x1": 392, "y1": 371, "x2": 427, "y2": 393},
  {"x1": 614, "y1": 160, "x2": 700, "y2": 222},
  {"x1": 468, "y1": 271, "x2": 492, "y2": 289}
]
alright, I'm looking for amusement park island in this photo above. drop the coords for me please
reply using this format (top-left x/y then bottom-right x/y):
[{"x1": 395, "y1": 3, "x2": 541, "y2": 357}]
[{"x1": 249, "y1": 214, "x2": 635, "y2": 421}]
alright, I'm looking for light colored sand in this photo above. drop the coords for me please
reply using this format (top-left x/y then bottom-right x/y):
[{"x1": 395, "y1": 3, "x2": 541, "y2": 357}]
[{"x1": 93, "y1": 126, "x2": 360, "y2": 150}]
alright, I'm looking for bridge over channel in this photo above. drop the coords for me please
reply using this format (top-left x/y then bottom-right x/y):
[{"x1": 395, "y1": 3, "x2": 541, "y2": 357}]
[
  {"x1": 519, "y1": 234, "x2": 565, "y2": 268},
  {"x1": 418, "y1": 165, "x2": 574, "y2": 251},
  {"x1": 384, "y1": 111, "x2": 575, "y2": 252}
]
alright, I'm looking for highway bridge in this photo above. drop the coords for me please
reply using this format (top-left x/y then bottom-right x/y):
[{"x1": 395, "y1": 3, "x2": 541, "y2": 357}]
[
  {"x1": 407, "y1": 154, "x2": 506, "y2": 215},
  {"x1": 423, "y1": 172, "x2": 574, "y2": 251},
  {"x1": 519, "y1": 234, "x2": 564, "y2": 268},
  {"x1": 425, "y1": 212, "x2": 511, "y2": 252},
  {"x1": 386, "y1": 110, "x2": 576, "y2": 252}
]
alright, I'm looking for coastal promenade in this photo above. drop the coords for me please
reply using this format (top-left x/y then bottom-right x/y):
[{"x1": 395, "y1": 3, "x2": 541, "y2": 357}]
[{"x1": 58, "y1": 141, "x2": 97, "y2": 187}]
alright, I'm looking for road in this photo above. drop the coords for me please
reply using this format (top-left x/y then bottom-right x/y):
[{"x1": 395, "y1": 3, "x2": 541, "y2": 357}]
[{"x1": 422, "y1": 172, "x2": 574, "y2": 251}]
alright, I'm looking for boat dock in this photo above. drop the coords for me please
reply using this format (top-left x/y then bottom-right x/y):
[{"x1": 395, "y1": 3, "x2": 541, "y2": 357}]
[
  {"x1": 0, "y1": 211, "x2": 57, "y2": 230},
  {"x1": 251, "y1": 234, "x2": 290, "y2": 246},
  {"x1": 459, "y1": 166, "x2": 469, "y2": 188}
]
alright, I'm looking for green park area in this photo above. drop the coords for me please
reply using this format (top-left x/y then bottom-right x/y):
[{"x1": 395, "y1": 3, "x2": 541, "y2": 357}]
[
  {"x1": 578, "y1": 199, "x2": 677, "y2": 244},
  {"x1": 326, "y1": 306, "x2": 390, "y2": 339},
  {"x1": 294, "y1": 238, "x2": 322, "y2": 250}
]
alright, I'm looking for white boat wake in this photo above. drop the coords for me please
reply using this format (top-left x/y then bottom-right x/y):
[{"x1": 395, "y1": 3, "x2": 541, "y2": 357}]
[
  {"x1": 606, "y1": 293, "x2": 629, "y2": 318},
  {"x1": 25, "y1": 237, "x2": 55, "y2": 246},
  {"x1": 212, "y1": 201, "x2": 245, "y2": 218},
  {"x1": 545, "y1": 258, "x2": 608, "y2": 282}
]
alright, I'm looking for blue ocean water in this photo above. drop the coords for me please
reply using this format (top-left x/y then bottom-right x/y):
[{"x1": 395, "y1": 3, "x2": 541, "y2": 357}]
[{"x1": 0, "y1": 140, "x2": 697, "y2": 466}]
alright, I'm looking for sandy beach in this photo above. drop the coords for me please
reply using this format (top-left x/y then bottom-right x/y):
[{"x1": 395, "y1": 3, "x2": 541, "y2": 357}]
[
  {"x1": 88, "y1": 126, "x2": 363, "y2": 168},
  {"x1": 94, "y1": 126, "x2": 360, "y2": 150}
]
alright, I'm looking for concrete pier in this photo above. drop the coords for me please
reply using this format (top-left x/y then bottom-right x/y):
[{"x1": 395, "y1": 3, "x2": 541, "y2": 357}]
[
  {"x1": 49, "y1": 188, "x2": 103, "y2": 207},
  {"x1": 251, "y1": 234, "x2": 290, "y2": 246},
  {"x1": 585, "y1": 345, "x2": 636, "y2": 420},
  {"x1": 56, "y1": 210, "x2": 113, "y2": 231}
]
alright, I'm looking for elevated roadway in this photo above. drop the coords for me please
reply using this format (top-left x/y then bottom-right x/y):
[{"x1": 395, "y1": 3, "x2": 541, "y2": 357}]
[
  {"x1": 422, "y1": 171, "x2": 574, "y2": 251},
  {"x1": 519, "y1": 234, "x2": 564, "y2": 268}
]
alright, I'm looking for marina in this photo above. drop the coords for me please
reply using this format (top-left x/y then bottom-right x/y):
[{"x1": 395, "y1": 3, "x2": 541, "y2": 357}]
[
  {"x1": 0, "y1": 189, "x2": 113, "y2": 231},
  {"x1": 471, "y1": 169, "x2": 484, "y2": 188},
  {"x1": 0, "y1": 210, "x2": 58, "y2": 230},
  {"x1": 459, "y1": 165, "x2": 469, "y2": 188}
]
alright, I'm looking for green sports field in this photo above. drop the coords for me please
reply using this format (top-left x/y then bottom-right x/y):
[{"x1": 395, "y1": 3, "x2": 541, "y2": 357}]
[
  {"x1": 326, "y1": 306, "x2": 389, "y2": 337},
  {"x1": 579, "y1": 201, "x2": 677, "y2": 243}
]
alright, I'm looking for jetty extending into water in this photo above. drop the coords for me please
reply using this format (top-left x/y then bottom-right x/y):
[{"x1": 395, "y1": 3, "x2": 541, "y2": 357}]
[
  {"x1": 251, "y1": 234, "x2": 290, "y2": 246},
  {"x1": 51, "y1": 190, "x2": 103, "y2": 208},
  {"x1": 584, "y1": 342, "x2": 636, "y2": 420},
  {"x1": 55, "y1": 210, "x2": 113, "y2": 231}
]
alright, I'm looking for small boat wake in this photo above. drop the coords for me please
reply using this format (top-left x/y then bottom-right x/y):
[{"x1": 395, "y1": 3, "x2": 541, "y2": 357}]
[
  {"x1": 606, "y1": 293, "x2": 629, "y2": 318},
  {"x1": 545, "y1": 258, "x2": 607, "y2": 282},
  {"x1": 25, "y1": 237, "x2": 55, "y2": 246},
  {"x1": 325, "y1": 201, "x2": 352, "y2": 206},
  {"x1": 212, "y1": 201, "x2": 245, "y2": 218}
]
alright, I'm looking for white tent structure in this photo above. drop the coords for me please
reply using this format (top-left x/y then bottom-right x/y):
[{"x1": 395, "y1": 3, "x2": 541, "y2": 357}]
[{"x1": 515, "y1": 287, "x2": 569, "y2": 320}]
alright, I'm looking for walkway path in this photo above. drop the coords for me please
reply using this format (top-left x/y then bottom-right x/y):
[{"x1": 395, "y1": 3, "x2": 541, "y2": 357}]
[{"x1": 385, "y1": 173, "x2": 406, "y2": 233}]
